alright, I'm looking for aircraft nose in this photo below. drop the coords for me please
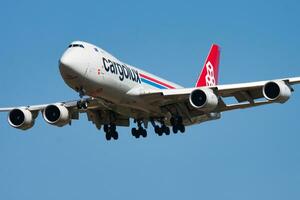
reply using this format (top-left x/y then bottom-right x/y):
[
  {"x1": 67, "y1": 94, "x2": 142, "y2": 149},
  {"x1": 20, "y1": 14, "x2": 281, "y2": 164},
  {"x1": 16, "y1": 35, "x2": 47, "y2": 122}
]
[
  {"x1": 59, "y1": 51, "x2": 88, "y2": 79},
  {"x1": 60, "y1": 52, "x2": 73, "y2": 68}
]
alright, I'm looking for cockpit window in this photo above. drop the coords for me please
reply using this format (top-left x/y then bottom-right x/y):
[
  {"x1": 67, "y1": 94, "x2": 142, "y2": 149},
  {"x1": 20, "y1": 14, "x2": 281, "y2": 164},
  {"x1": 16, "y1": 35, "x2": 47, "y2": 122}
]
[{"x1": 68, "y1": 44, "x2": 84, "y2": 48}]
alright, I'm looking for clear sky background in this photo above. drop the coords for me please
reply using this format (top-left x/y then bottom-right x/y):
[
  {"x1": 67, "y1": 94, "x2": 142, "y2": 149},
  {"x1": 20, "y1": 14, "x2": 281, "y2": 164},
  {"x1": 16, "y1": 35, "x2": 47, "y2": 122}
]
[{"x1": 0, "y1": 0, "x2": 299, "y2": 199}]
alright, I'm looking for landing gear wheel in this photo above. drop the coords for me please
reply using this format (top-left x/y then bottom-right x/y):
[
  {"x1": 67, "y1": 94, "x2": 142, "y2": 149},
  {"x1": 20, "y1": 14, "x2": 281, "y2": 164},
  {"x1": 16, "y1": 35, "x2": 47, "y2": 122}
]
[
  {"x1": 138, "y1": 128, "x2": 144, "y2": 137},
  {"x1": 172, "y1": 126, "x2": 178, "y2": 134},
  {"x1": 161, "y1": 125, "x2": 170, "y2": 135},
  {"x1": 178, "y1": 124, "x2": 185, "y2": 133},
  {"x1": 157, "y1": 128, "x2": 163, "y2": 136},
  {"x1": 82, "y1": 101, "x2": 88, "y2": 109},
  {"x1": 131, "y1": 128, "x2": 137, "y2": 136},
  {"x1": 112, "y1": 131, "x2": 119, "y2": 140},
  {"x1": 77, "y1": 100, "x2": 88, "y2": 110},
  {"x1": 164, "y1": 126, "x2": 170, "y2": 135},
  {"x1": 132, "y1": 128, "x2": 140, "y2": 138},
  {"x1": 141, "y1": 129, "x2": 147, "y2": 138},
  {"x1": 105, "y1": 133, "x2": 112, "y2": 141},
  {"x1": 76, "y1": 101, "x2": 82, "y2": 109}
]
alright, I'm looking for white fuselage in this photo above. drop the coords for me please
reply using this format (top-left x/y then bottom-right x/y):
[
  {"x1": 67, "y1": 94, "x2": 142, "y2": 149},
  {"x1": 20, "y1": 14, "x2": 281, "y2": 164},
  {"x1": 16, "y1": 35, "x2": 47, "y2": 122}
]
[{"x1": 59, "y1": 41, "x2": 182, "y2": 114}]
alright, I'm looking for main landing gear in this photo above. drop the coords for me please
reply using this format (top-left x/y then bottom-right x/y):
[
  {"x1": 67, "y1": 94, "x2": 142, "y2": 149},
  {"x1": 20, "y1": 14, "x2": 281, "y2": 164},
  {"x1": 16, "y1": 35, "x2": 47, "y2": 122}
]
[
  {"x1": 152, "y1": 120, "x2": 170, "y2": 136},
  {"x1": 100, "y1": 117, "x2": 185, "y2": 141},
  {"x1": 104, "y1": 124, "x2": 119, "y2": 141},
  {"x1": 170, "y1": 116, "x2": 185, "y2": 133},
  {"x1": 151, "y1": 117, "x2": 185, "y2": 136},
  {"x1": 131, "y1": 121, "x2": 147, "y2": 138}
]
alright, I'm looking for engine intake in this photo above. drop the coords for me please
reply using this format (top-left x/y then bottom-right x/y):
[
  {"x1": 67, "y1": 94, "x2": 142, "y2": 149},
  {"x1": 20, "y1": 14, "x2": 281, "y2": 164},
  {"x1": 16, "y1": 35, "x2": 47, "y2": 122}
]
[
  {"x1": 263, "y1": 81, "x2": 291, "y2": 103},
  {"x1": 43, "y1": 104, "x2": 70, "y2": 127},
  {"x1": 189, "y1": 88, "x2": 218, "y2": 111},
  {"x1": 8, "y1": 108, "x2": 34, "y2": 130}
]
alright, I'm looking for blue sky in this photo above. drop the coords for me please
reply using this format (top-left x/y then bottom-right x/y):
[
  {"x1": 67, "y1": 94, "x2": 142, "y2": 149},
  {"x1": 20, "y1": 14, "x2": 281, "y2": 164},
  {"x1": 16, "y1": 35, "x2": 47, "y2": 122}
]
[{"x1": 0, "y1": 0, "x2": 300, "y2": 199}]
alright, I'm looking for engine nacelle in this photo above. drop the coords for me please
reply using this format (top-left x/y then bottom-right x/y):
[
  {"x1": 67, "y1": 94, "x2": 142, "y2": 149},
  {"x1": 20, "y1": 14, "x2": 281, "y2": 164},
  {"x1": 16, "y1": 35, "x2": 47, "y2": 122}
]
[
  {"x1": 189, "y1": 88, "x2": 218, "y2": 111},
  {"x1": 263, "y1": 81, "x2": 291, "y2": 103},
  {"x1": 43, "y1": 104, "x2": 70, "y2": 127},
  {"x1": 8, "y1": 108, "x2": 34, "y2": 130}
]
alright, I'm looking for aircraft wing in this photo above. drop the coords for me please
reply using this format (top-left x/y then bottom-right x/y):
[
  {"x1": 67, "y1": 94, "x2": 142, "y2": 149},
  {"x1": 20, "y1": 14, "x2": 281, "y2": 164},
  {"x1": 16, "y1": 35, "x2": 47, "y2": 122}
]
[
  {"x1": 140, "y1": 77, "x2": 300, "y2": 114},
  {"x1": 0, "y1": 98, "x2": 98, "y2": 112},
  {"x1": 0, "y1": 97, "x2": 130, "y2": 130},
  {"x1": 1, "y1": 77, "x2": 300, "y2": 130}
]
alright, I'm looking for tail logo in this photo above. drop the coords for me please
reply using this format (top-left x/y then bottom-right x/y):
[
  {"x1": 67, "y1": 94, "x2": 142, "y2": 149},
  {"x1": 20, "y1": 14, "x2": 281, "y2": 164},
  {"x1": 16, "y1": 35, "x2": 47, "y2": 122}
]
[
  {"x1": 205, "y1": 61, "x2": 216, "y2": 86},
  {"x1": 195, "y1": 44, "x2": 220, "y2": 87}
]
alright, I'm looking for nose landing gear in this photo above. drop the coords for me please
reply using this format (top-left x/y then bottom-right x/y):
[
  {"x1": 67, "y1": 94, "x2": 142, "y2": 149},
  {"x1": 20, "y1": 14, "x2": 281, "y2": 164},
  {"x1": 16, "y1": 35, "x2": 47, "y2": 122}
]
[
  {"x1": 76, "y1": 99, "x2": 89, "y2": 109},
  {"x1": 76, "y1": 87, "x2": 89, "y2": 110}
]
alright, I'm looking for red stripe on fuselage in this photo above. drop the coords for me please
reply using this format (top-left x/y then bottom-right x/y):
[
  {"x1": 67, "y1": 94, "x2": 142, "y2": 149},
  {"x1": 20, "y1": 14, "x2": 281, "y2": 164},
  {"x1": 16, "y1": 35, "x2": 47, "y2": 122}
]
[{"x1": 139, "y1": 73, "x2": 176, "y2": 89}]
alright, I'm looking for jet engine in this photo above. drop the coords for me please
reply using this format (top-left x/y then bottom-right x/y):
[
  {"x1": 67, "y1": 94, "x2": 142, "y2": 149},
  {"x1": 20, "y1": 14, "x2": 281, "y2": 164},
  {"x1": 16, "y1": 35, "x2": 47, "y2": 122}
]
[
  {"x1": 8, "y1": 108, "x2": 34, "y2": 130},
  {"x1": 263, "y1": 81, "x2": 291, "y2": 103},
  {"x1": 189, "y1": 88, "x2": 218, "y2": 111},
  {"x1": 43, "y1": 104, "x2": 70, "y2": 127}
]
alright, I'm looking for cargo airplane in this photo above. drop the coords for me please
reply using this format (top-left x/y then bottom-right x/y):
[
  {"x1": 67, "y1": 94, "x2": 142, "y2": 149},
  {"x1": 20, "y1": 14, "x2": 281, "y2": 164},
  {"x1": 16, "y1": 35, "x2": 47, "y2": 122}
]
[{"x1": 1, "y1": 41, "x2": 300, "y2": 140}]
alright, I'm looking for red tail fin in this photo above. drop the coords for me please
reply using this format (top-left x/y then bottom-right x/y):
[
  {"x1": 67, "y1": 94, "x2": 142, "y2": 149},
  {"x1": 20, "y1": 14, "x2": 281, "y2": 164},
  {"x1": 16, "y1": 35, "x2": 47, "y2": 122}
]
[{"x1": 195, "y1": 44, "x2": 220, "y2": 87}]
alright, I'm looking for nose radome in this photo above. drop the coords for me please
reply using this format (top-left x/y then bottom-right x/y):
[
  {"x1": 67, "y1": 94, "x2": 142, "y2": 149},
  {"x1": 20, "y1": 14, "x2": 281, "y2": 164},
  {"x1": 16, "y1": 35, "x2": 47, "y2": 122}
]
[
  {"x1": 59, "y1": 51, "x2": 87, "y2": 77},
  {"x1": 60, "y1": 52, "x2": 73, "y2": 68}
]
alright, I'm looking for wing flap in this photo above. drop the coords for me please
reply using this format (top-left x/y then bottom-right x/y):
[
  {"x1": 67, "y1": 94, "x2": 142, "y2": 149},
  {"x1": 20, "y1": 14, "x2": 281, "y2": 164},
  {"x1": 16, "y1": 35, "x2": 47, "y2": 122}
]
[{"x1": 217, "y1": 100, "x2": 273, "y2": 112}]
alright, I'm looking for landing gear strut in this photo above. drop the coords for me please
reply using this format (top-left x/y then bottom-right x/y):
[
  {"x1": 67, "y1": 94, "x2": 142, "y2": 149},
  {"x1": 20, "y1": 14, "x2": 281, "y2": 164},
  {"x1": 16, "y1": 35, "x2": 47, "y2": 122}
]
[
  {"x1": 104, "y1": 124, "x2": 119, "y2": 141},
  {"x1": 131, "y1": 120, "x2": 147, "y2": 138},
  {"x1": 76, "y1": 88, "x2": 89, "y2": 109},
  {"x1": 170, "y1": 116, "x2": 185, "y2": 133},
  {"x1": 78, "y1": 87, "x2": 86, "y2": 98}
]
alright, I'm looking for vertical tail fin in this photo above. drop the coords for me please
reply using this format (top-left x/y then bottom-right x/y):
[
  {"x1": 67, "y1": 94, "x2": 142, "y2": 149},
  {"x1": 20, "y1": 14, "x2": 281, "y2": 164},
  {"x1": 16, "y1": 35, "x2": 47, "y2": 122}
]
[{"x1": 195, "y1": 44, "x2": 221, "y2": 87}]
